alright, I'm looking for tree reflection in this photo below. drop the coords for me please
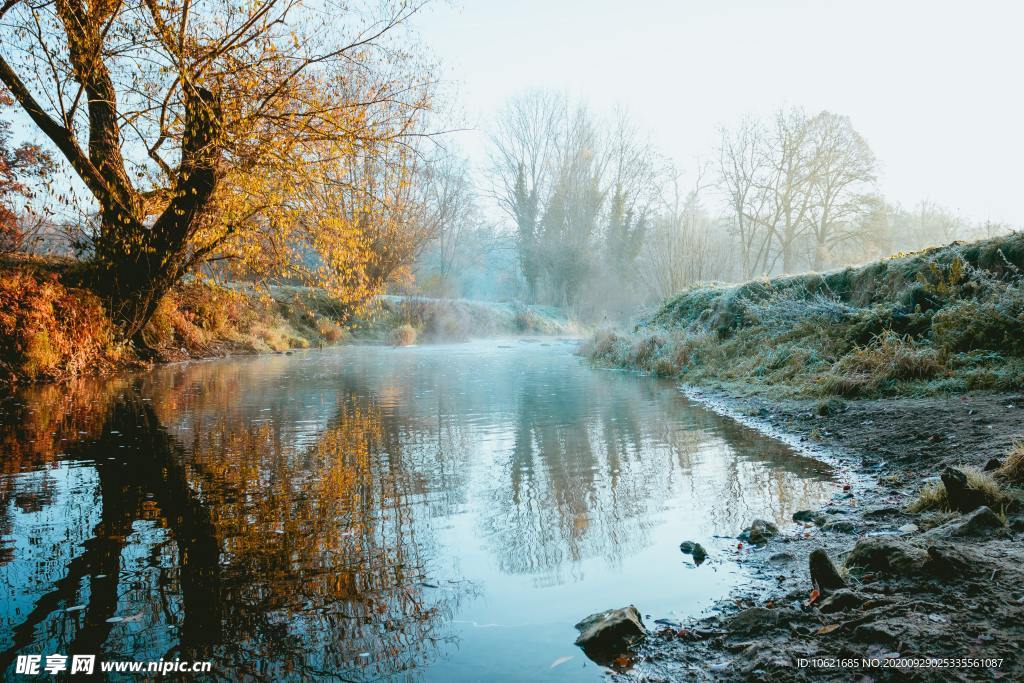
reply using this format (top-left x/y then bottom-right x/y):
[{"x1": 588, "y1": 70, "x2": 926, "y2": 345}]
[
  {"x1": 0, "y1": 376, "x2": 465, "y2": 681},
  {"x1": 2, "y1": 345, "x2": 838, "y2": 680}
]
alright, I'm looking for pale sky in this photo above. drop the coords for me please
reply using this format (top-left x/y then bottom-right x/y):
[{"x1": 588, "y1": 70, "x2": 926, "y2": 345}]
[{"x1": 412, "y1": 0, "x2": 1024, "y2": 225}]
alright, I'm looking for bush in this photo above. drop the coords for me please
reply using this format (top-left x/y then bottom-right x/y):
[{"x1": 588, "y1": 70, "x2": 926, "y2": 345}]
[
  {"x1": 0, "y1": 269, "x2": 122, "y2": 381},
  {"x1": 390, "y1": 323, "x2": 417, "y2": 347}
]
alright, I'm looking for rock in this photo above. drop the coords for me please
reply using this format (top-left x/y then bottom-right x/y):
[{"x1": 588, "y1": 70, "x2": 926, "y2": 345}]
[
  {"x1": 793, "y1": 509, "x2": 815, "y2": 523},
  {"x1": 863, "y1": 506, "x2": 901, "y2": 519},
  {"x1": 768, "y1": 552, "x2": 796, "y2": 564},
  {"x1": 853, "y1": 622, "x2": 900, "y2": 645},
  {"x1": 897, "y1": 523, "x2": 919, "y2": 533},
  {"x1": 822, "y1": 520, "x2": 857, "y2": 534},
  {"x1": 738, "y1": 519, "x2": 780, "y2": 545},
  {"x1": 983, "y1": 458, "x2": 1003, "y2": 472},
  {"x1": 809, "y1": 549, "x2": 847, "y2": 591},
  {"x1": 574, "y1": 607, "x2": 645, "y2": 663},
  {"x1": 727, "y1": 607, "x2": 785, "y2": 635},
  {"x1": 818, "y1": 589, "x2": 864, "y2": 613},
  {"x1": 792, "y1": 510, "x2": 826, "y2": 526},
  {"x1": 925, "y1": 544, "x2": 974, "y2": 578},
  {"x1": 845, "y1": 538, "x2": 928, "y2": 575},
  {"x1": 923, "y1": 506, "x2": 1003, "y2": 539},
  {"x1": 679, "y1": 540, "x2": 707, "y2": 565},
  {"x1": 691, "y1": 543, "x2": 708, "y2": 565},
  {"x1": 941, "y1": 467, "x2": 990, "y2": 513}
]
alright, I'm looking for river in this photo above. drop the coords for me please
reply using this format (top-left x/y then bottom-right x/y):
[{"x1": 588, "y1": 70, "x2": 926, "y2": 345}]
[{"x1": 0, "y1": 339, "x2": 837, "y2": 680}]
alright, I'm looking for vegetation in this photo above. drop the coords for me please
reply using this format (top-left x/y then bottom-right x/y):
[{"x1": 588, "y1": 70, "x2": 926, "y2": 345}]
[
  {"x1": 582, "y1": 233, "x2": 1024, "y2": 397},
  {"x1": 389, "y1": 324, "x2": 418, "y2": 347},
  {"x1": 352, "y1": 295, "x2": 578, "y2": 344},
  {"x1": 0, "y1": 261, "x2": 122, "y2": 381},
  {"x1": 908, "y1": 468, "x2": 1010, "y2": 513}
]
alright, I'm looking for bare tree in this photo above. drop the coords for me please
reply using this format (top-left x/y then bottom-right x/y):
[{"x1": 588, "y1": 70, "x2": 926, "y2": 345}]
[
  {"x1": 804, "y1": 112, "x2": 877, "y2": 270},
  {"x1": 718, "y1": 118, "x2": 773, "y2": 278},
  {"x1": 488, "y1": 90, "x2": 566, "y2": 300},
  {"x1": 417, "y1": 152, "x2": 478, "y2": 293},
  {"x1": 640, "y1": 163, "x2": 732, "y2": 298}
]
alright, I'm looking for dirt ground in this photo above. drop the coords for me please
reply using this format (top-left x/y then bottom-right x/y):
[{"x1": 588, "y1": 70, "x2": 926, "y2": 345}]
[{"x1": 615, "y1": 389, "x2": 1024, "y2": 682}]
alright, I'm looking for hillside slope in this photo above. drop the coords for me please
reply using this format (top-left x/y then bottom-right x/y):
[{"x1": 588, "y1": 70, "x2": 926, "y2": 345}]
[{"x1": 583, "y1": 233, "x2": 1024, "y2": 396}]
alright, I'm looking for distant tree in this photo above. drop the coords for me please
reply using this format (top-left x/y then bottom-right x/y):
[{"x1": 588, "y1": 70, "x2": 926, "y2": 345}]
[
  {"x1": 718, "y1": 118, "x2": 774, "y2": 278},
  {"x1": 489, "y1": 91, "x2": 564, "y2": 301},
  {"x1": 804, "y1": 112, "x2": 877, "y2": 270},
  {"x1": 0, "y1": 92, "x2": 53, "y2": 254},
  {"x1": 603, "y1": 110, "x2": 656, "y2": 280},
  {"x1": 718, "y1": 108, "x2": 876, "y2": 275}
]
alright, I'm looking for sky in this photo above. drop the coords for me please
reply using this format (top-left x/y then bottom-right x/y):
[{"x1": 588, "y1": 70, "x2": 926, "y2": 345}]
[{"x1": 411, "y1": 0, "x2": 1024, "y2": 225}]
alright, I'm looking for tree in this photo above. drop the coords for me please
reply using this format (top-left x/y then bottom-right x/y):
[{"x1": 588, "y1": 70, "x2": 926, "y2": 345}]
[
  {"x1": 603, "y1": 109, "x2": 656, "y2": 280},
  {"x1": 0, "y1": 92, "x2": 53, "y2": 254},
  {"x1": 0, "y1": 0, "x2": 430, "y2": 339},
  {"x1": 718, "y1": 118, "x2": 773, "y2": 278},
  {"x1": 640, "y1": 164, "x2": 732, "y2": 299},
  {"x1": 804, "y1": 112, "x2": 876, "y2": 270},
  {"x1": 417, "y1": 153, "x2": 478, "y2": 294},
  {"x1": 488, "y1": 90, "x2": 564, "y2": 301},
  {"x1": 718, "y1": 108, "x2": 876, "y2": 276}
]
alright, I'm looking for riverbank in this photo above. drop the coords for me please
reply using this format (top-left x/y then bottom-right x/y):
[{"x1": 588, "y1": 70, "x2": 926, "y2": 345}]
[
  {"x1": 575, "y1": 234, "x2": 1024, "y2": 679},
  {"x1": 612, "y1": 387, "x2": 1024, "y2": 681},
  {"x1": 582, "y1": 233, "x2": 1024, "y2": 398},
  {"x1": 0, "y1": 259, "x2": 578, "y2": 383}
]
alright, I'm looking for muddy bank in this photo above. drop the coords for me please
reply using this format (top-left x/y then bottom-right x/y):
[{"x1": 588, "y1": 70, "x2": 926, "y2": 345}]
[{"x1": 606, "y1": 389, "x2": 1024, "y2": 681}]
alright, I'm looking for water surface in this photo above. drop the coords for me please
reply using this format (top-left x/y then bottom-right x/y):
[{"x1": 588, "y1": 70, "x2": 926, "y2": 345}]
[{"x1": 1, "y1": 340, "x2": 837, "y2": 680}]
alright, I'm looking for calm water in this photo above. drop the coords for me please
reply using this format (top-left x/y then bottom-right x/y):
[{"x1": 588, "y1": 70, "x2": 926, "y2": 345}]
[{"x1": 1, "y1": 340, "x2": 837, "y2": 681}]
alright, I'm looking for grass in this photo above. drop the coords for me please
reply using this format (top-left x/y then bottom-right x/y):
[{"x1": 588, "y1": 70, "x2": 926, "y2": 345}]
[
  {"x1": 995, "y1": 443, "x2": 1024, "y2": 486},
  {"x1": 908, "y1": 467, "x2": 1011, "y2": 513},
  {"x1": 582, "y1": 233, "x2": 1024, "y2": 397},
  {"x1": 389, "y1": 323, "x2": 417, "y2": 347}
]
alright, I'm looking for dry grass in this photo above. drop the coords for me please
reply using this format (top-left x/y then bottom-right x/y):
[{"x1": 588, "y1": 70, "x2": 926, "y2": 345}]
[
  {"x1": 389, "y1": 323, "x2": 417, "y2": 347},
  {"x1": 995, "y1": 443, "x2": 1024, "y2": 486},
  {"x1": 908, "y1": 467, "x2": 1010, "y2": 513}
]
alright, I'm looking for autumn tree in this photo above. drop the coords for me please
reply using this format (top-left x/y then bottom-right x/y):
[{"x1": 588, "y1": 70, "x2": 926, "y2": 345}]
[
  {"x1": 0, "y1": 92, "x2": 53, "y2": 254},
  {"x1": 0, "y1": 0, "x2": 431, "y2": 339}
]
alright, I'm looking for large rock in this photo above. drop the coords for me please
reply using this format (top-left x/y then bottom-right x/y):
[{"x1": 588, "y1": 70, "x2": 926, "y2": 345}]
[
  {"x1": 738, "y1": 519, "x2": 779, "y2": 545},
  {"x1": 574, "y1": 606, "x2": 645, "y2": 663},
  {"x1": 923, "y1": 506, "x2": 1004, "y2": 539},
  {"x1": 925, "y1": 544, "x2": 975, "y2": 578},
  {"x1": 845, "y1": 538, "x2": 928, "y2": 575},
  {"x1": 809, "y1": 549, "x2": 847, "y2": 591}
]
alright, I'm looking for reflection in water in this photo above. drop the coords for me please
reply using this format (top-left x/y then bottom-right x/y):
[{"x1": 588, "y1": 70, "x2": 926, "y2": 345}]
[{"x1": 1, "y1": 341, "x2": 837, "y2": 680}]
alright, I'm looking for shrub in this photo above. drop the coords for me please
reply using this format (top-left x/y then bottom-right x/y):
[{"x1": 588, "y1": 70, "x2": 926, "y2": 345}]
[
  {"x1": 0, "y1": 269, "x2": 121, "y2": 381},
  {"x1": 390, "y1": 323, "x2": 417, "y2": 347}
]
